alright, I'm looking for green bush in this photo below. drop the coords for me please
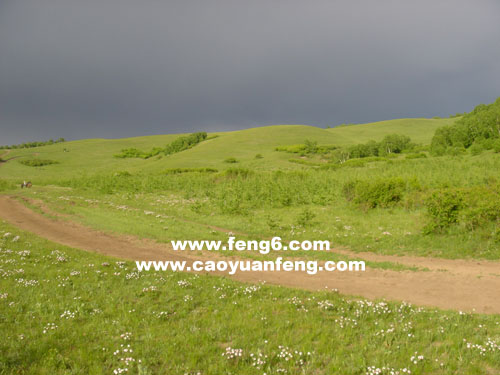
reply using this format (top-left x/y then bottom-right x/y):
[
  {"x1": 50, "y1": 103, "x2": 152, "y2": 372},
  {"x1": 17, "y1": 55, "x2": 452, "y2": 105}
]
[
  {"x1": 343, "y1": 177, "x2": 412, "y2": 209},
  {"x1": 331, "y1": 134, "x2": 414, "y2": 163},
  {"x1": 114, "y1": 148, "x2": 151, "y2": 159},
  {"x1": 164, "y1": 167, "x2": 218, "y2": 174},
  {"x1": 164, "y1": 132, "x2": 207, "y2": 156},
  {"x1": 446, "y1": 146, "x2": 466, "y2": 156},
  {"x1": 19, "y1": 159, "x2": 59, "y2": 167},
  {"x1": 405, "y1": 153, "x2": 427, "y2": 159},
  {"x1": 424, "y1": 186, "x2": 500, "y2": 234},
  {"x1": 469, "y1": 143, "x2": 484, "y2": 156},
  {"x1": 493, "y1": 228, "x2": 500, "y2": 243},
  {"x1": 341, "y1": 159, "x2": 367, "y2": 168},
  {"x1": 224, "y1": 157, "x2": 238, "y2": 163},
  {"x1": 460, "y1": 189, "x2": 500, "y2": 231},
  {"x1": 0, "y1": 138, "x2": 65, "y2": 150},
  {"x1": 115, "y1": 132, "x2": 207, "y2": 159},
  {"x1": 275, "y1": 143, "x2": 337, "y2": 155},
  {"x1": 423, "y1": 190, "x2": 464, "y2": 233},
  {"x1": 275, "y1": 144, "x2": 307, "y2": 153},
  {"x1": 296, "y1": 208, "x2": 316, "y2": 227}
]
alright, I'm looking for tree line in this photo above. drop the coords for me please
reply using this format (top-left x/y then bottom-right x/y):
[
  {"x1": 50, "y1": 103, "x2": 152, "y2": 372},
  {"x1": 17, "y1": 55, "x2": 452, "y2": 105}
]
[{"x1": 0, "y1": 138, "x2": 65, "y2": 150}]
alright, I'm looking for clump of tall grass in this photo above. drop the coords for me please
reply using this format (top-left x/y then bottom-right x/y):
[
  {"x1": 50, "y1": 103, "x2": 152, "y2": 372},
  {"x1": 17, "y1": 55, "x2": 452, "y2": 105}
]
[
  {"x1": 164, "y1": 167, "x2": 218, "y2": 174},
  {"x1": 0, "y1": 178, "x2": 12, "y2": 191},
  {"x1": 19, "y1": 159, "x2": 59, "y2": 167},
  {"x1": 59, "y1": 170, "x2": 339, "y2": 208}
]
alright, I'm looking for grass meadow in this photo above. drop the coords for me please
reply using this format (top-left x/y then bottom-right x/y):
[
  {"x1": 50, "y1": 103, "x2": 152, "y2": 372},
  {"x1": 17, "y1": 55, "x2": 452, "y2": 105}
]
[
  {"x1": 1, "y1": 222, "x2": 500, "y2": 374},
  {"x1": 2, "y1": 117, "x2": 500, "y2": 374},
  {"x1": 8, "y1": 148, "x2": 500, "y2": 260}
]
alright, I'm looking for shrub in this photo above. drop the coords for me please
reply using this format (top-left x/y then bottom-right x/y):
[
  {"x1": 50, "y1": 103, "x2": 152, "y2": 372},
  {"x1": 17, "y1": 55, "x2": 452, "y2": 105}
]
[
  {"x1": 423, "y1": 190, "x2": 464, "y2": 233},
  {"x1": 266, "y1": 215, "x2": 280, "y2": 230},
  {"x1": 164, "y1": 132, "x2": 207, "y2": 155},
  {"x1": 304, "y1": 139, "x2": 318, "y2": 154},
  {"x1": 430, "y1": 144, "x2": 446, "y2": 157},
  {"x1": 493, "y1": 228, "x2": 500, "y2": 243},
  {"x1": 423, "y1": 186, "x2": 500, "y2": 234},
  {"x1": 446, "y1": 146, "x2": 466, "y2": 156},
  {"x1": 164, "y1": 168, "x2": 218, "y2": 174},
  {"x1": 275, "y1": 144, "x2": 307, "y2": 154},
  {"x1": 493, "y1": 139, "x2": 500, "y2": 153},
  {"x1": 0, "y1": 138, "x2": 65, "y2": 150},
  {"x1": 341, "y1": 159, "x2": 367, "y2": 168},
  {"x1": 296, "y1": 208, "x2": 316, "y2": 227},
  {"x1": 481, "y1": 138, "x2": 496, "y2": 150},
  {"x1": 275, "y1": 143, "x2": 337, "y2": 155},
  {"x1": 343, "y1": 177, "x2": 412, "y2": 209},
  {"x1": 224, "y1": 157, "x2": 238, "y2": 163},
  {"x1": 114, "y1": 148, "x2": 150, "y2": 159},
  {"x1": 469, "y1": 143, "x2": 484, "y2": 156},
  {"x1": 331, "y1": 135, "x2": 414, "y2": 164},
  {"x1": 460, "y1": 189, "x2": 500, "y2": 231},
  {"x1": 19, "y1": 159, "x2": 59, "y2": 167},
  {"x1": 378, "y1": 134, "x2": 413, "y2": 155},
  {"x1": 115, "y1": 132, "x2": 207, "y2": 159},
  {"x1": 254, "y1": 153, "x2": 263, "y2": 159}
]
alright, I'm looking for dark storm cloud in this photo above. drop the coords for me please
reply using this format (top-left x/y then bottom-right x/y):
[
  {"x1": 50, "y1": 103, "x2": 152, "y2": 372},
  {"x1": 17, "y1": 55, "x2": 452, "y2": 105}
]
[{"x1": 1, "y1": 0, "x2": 500, "y2": 144}]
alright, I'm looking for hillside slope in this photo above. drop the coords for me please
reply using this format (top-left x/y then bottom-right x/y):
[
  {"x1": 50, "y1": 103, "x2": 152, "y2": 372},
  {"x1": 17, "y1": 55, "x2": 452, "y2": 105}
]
[
  {"x1": 327, "y1": 117, "x2": 458, "y2": 145},
  {"x1": 0, "y1": 118, "x2": 452, "y2": 180},
  {"x1": 0, "y1": 125, "x2": 345, "y2": 179},
  {"x1": 153, "y1": 125, "x2": 348, "y2": 170}
]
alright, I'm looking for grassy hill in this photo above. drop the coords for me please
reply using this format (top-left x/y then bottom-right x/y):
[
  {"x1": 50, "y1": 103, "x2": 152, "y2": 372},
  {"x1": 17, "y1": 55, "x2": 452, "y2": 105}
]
[
  {"x1": 0, "y1": 118, "x2": 455, "y2": 180},
  {"x1": 327, "y1": 117, "x2": 458, "y2": 145},
  {"x1": 0, "y1": 125, "x2": 348, "y2": 179},
  {"x1": 156, "y1": 125, "x2": 349, "y2": 170}
]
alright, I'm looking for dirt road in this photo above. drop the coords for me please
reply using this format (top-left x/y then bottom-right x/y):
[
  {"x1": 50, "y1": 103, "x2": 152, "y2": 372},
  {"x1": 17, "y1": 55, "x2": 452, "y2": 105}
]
[{"x1": 1, "y1": 195, "x2": 499, "y2": 314}]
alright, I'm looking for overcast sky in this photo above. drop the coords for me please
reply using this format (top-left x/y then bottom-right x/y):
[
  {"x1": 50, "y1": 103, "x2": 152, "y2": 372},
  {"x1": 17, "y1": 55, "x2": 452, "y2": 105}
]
[{"x1": 1, "y1": 0, "x2": 500, "y2": 144}]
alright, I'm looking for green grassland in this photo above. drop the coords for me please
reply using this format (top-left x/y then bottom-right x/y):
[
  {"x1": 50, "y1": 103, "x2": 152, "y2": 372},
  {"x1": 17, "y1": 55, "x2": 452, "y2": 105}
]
[
  {"x1": 0, "y1": 117, "x2": 457, "y2": 180},
  {"x1": 327, "y1": 118, "x2": 458, "y2": 145},
  {"x1": 3, "y1": 125, "x2": 354, "y2": 178},
  {"x1": 1, "y1": 115, "x2": 499, "y2": 261},
  {"x1": 8, "y1": 148, "x2": 500, "y2": 261},
  {"x1": 1, "y1": 222, "x2": 500, "y2": 374},
  {"x1": 1, "y1": 112, "x2": 500, "y2": 374}
]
